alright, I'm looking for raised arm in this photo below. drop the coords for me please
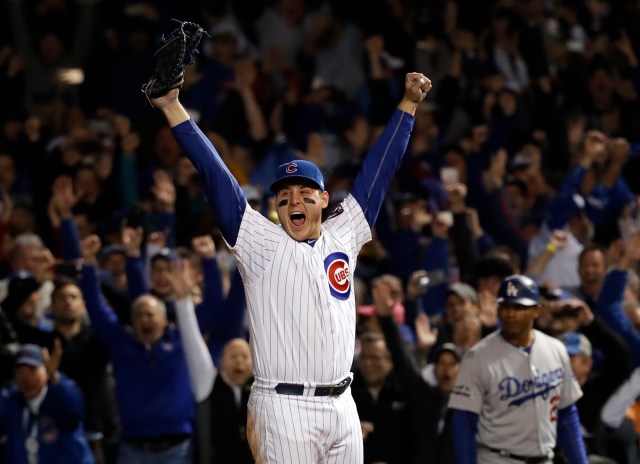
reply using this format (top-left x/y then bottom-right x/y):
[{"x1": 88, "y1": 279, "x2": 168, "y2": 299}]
[
  {"x1": 151, "y1": 89, "x2": 247, "y2": 246},
  {"x1": 49, "y1": 176, "x2": 82, "y2": 260},
  {"x1": 448, "y1": 184, "x2": 479, "y2": 283},
  {"x1": 595, "y1": 232, "x2": 640, "y2": 366},
  {"x1": 151, "y1": 170, "x2": 177, "y2": 248},
  {"x1": 373, "y1": 279, "x2": 424, "y2": 387},
  {"x1": 122, "y1": 226, "x2": 149, "y2": 300},
  {"x1": 351, "y1": 72, "x2": 432, "y2": 226},
  {"x1": 192, "y1": 236, "x2": 223, "y2": 334},
  {"x1": 601, "y1": 368, "x2": 640, "y2": 429},
  {"x1": 171, "y1": 262, "x2": 216, "y2": 402},
  {"x1": 80, "y1": 235, "x2": 127, "y2": 346}
]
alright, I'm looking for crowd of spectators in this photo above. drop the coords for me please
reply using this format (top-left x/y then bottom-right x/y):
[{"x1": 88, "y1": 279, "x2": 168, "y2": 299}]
[{"x1": 1, "y1": 0, "x2": 640, "y2": 462}]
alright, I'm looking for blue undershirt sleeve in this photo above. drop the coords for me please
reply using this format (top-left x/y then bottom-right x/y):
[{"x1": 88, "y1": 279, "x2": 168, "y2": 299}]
[
  {"x1": 451, "y1": 408, "x2": 478, "y2": 464},
  {"x1": 172, "y1": 119, "x2": 246, "y2": 246},
  {"x1": 556, "y1": 404, "x2": 588, "y2": 464},
  {"x1": 351, "y1": 109, "x2": 414, "y2": 227}
]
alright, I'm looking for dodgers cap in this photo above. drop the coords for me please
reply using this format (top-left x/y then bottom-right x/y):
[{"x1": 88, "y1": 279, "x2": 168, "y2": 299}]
[
  {"x1": 270, "y1": 160, "x2": 325, "y2": 193},
  {"x1": 496, "y1": 275, "x2": 540, "y2": 307}
]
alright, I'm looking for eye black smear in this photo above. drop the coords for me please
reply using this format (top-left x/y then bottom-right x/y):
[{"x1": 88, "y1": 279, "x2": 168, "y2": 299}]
[
  {"x1": 278, "y1": 199, "x2": 288, "y2": 208},
  {"x1": 303, "y1": 198, "x2": 316, "y2": 205}
]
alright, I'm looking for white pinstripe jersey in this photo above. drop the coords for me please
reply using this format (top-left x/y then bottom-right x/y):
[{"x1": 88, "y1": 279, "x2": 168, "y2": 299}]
[
  {"x1": 448, "y1": 330, "x2": 582, "y2": 459},
  {"x1": 229, "y1": 194, "x2": 371, "y2": 385}
]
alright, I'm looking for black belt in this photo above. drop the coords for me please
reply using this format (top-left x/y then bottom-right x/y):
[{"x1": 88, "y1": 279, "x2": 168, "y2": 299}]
[
  {"x1": 275, "y1": 377, "x2": 352, "y2": 397},
  {"x1": 484, "y1": 446, "x2": 550, "y2": 463},
  {"x1": 126, "y1": 434, "x2": 190, "y2": 452}
]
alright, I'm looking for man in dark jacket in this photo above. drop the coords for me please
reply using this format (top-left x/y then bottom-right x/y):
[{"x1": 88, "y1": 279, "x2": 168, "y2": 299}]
[
  {"x1": 373, "y1": 277, "x2": 457, "y2": 464},
  {"x1": 210, "y1": 338, "x2": 254, "y2": 464},
  {"x1": 351, "y1": 331, "x2": 413, "y2": 464}
]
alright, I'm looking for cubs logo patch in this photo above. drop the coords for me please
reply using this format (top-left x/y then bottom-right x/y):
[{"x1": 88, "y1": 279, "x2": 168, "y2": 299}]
[
  {"x1": 324, "y1": 252, "x2": 350, "y2": 300},
  {"x1": 286, "y1": 162, "x2": 298, "y2": 173},
  {"x1": 161, "y1": 342, "x2": 174, "y2": 352},
  {"x1": 38, "y1": 416, "x2": 59, "y2": 444}
]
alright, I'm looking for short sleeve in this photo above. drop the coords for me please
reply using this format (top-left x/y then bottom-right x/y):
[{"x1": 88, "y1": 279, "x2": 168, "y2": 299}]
[
  {"x1": 324, "y1": 195, "x2": 372, "y2": 255},
  {"x1": 448, "y1": 349, "x2": 485, "y2": 414},
  {"x1": 231, "y1": 207, "x2": 284, "y2": 284}
]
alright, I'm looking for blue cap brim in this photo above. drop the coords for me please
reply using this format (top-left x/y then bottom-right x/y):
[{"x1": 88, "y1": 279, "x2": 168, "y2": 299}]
[
  {"x1": 270, "y1": 176, "x2": 324, "y2": 194},
  {"x1": 496, "y1": 297, "x2": 539, "y2": 307},
  {"x1": 15, "y1": 358, "x2": 42, "y2": 367}
]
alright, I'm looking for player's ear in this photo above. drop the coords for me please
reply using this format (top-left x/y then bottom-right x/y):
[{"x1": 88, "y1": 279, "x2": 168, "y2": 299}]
[
  {"x1": 532, "y1": 305, "x2": 541, "y2": 319},
  {"x1": 320, "y1": 190, "x2": 329, "y2": 209}
]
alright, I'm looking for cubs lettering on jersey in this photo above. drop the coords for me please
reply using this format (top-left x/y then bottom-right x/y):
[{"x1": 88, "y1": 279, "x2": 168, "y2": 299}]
[{"x1": 325, "y1": 252, "x2": 350, "y2": 300}]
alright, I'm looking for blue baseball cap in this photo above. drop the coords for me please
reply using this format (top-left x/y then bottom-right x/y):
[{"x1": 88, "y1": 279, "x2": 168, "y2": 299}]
[
  {"x1": 15, "y1": 344, "x2": 44, "y2": 367},
  {"x1": 558, "y1": 332, "x2": 592, "y2": 358},
  {"x1": 98, "y1": 244, "x2": 127, "y2": 261},
  {"x1": 270, "y1": 160, "x2": 325, "y2": 193},
  {"x1": 496, "y1": 275, "x2": 540, "y2": 307}
]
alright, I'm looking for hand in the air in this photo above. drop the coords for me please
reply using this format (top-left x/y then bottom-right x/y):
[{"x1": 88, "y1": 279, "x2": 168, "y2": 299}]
[
  {"x1": 150, "y1": 88, "x2": 180, "y2": 109},
  {"x1": 405, "y1": 73, "x2": 432, "y2": 103}
]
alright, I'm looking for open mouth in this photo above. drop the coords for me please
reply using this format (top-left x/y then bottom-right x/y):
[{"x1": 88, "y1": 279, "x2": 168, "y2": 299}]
[{"x1": 290, "y1": 212, "x2": 306, "y2": 227}]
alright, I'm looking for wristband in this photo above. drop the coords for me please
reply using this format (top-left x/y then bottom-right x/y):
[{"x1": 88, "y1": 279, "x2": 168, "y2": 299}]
[{"x1": 546, "y1": 243, "x2": 557, "y2": 254}]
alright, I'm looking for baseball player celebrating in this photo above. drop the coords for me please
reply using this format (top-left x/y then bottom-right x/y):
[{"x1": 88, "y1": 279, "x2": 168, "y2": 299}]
[
  {"x1": 150, "y1": 72, "x2": 432, "y2": 463},
  {"x1": 448, "y1": 275, "x2": 588, "y2": 464}
]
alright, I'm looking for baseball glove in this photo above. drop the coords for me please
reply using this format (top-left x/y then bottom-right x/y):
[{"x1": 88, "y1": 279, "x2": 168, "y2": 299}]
[{"x1": 141, "y1": 20, "x2": 209, "y2": 103}]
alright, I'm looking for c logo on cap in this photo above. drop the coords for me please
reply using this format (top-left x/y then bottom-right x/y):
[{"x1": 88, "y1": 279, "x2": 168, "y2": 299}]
[
  {"x1": 286, "y1": 162, "x2": 298, "y2": 173},
  {"x1": 324, "y1": 252, "x2": 350, "y2": 300}
]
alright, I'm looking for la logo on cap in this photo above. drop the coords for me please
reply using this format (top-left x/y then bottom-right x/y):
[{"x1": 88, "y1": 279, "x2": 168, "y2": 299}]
[
  {"x1": 286, "y1": 162, "x2": 298, "y2": 173},
  {"x1": 507, "y1": 282, "x2": 518, "y2": 297}
]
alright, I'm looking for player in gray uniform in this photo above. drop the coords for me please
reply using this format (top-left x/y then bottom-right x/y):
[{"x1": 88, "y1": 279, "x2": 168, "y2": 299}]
[
  {"x1": 150, "y1": 73, "x2": 432, "y2": 463},
  {"x1": 448, "y1": 275, "x2": 588, "y2": 463}
]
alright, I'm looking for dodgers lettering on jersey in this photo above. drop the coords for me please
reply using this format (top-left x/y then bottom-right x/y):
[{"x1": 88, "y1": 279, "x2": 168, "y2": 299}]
[
  {"x1": 449, "y1": 330, "x2": 582, "y2": 460},
  {"x1": 230, "y1": 195, "x2": 371, "y2": 385},
  {"x1": 498, "y1": 368, "x2": 564, "y2": 407}
]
